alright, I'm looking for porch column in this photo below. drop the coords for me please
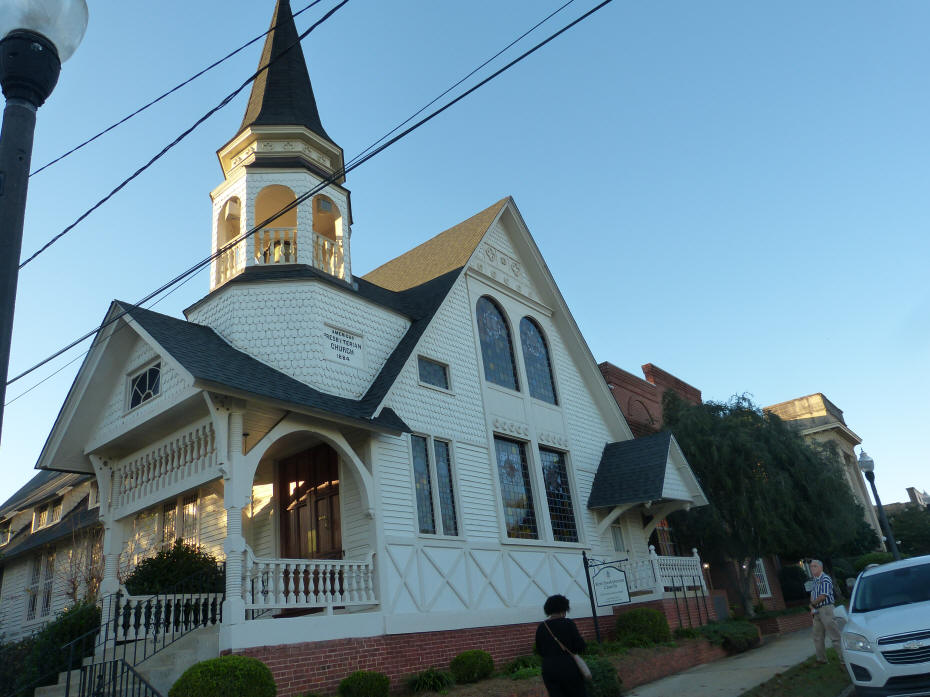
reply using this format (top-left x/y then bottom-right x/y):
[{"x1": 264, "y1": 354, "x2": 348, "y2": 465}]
[
  {"x1": 649, "y1": 545, "x2": 664, "y2": 595},
  {"x1": 92, "y1": 459, "x2": 125, "y2": 649},
  {"x1": 222, "y1": 408, "x2": 246, "y2": 626}
]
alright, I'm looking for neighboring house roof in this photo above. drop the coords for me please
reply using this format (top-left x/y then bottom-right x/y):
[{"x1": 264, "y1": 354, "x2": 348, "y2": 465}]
[
  {"x1": 588, "y1": 431, "x2": 706, "y2": 509},
  {"x1": 0, "y1": 471, "x2": 89, "y2": 519},
  {"x1": 1, "y1": 496, "x2": 98, "y2": 562},
  {"x1": 120, "y1": 302, "x2": 410, "y2": 433},
  {"x1": 363, "y1": 198, "x2": 509, "y2": 291},
  {"x1": 237, "y1": 0, "x2": 332, "y2": 143}
]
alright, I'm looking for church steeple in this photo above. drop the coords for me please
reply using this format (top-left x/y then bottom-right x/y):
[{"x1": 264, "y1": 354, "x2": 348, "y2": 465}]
[
  {"x1": 238, "y1": 0, "x2": 333, "y2": 145},
  {"x1": 208, "y1": 0, "x2": 352, "y2": 293}
]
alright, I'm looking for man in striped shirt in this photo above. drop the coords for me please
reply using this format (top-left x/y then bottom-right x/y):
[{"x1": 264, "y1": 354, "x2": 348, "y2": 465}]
[{"x1": 809, "y1": 559, "x2": 843, "y2": 663}]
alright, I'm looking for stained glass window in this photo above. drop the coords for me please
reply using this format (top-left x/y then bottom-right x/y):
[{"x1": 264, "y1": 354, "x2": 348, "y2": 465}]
[
  {"x1": 520, "y1": 318, "x2": 557, "y2": 404},
  {"x1": 539, "y1": 448, "x2": 577, "y2": 542},
  {"x1": 418, "y1": 356, "x2": 450, "y2": 390},
  {"x1": 411, "y1": 435, "x2": 436, "y2": 534},
  {"x1": 477, "y1": 297, "x2": 519, "y2": 391},
  {"x1": 434, "y1": 440, "x2": 458, "y2": 536},
  {"x1": 130, "y1": 363, "x2": 161, "y2": 409},
  {"x1": 494, "y1": 437, "x2": 538, "y2": 539}
]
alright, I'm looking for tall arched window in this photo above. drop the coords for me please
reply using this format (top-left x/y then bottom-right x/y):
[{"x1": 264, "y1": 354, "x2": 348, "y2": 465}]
[
  {"x1": 476, "y1": 297, "x2": 519, "y2": 391},
  {"x1": 520, "y1": 317, "x2": 557, "y2": 404}
]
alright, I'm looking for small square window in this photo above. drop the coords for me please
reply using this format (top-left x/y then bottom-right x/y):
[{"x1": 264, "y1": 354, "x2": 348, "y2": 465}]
[
  {"x1": 417, "y1": 356, "x2": 449, "y2": 390},
  {"x1": 129, "y1": 363, "x2": 161, "y2": 409}
]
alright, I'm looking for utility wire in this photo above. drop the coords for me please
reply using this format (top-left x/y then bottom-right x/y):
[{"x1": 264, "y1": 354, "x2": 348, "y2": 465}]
[
  {"x1": 6, "y1": 0, "x2": 615, "y2": 392},
  {"x1": 19, "y1": 0, "x2": 351, "y2": 270},
  {"x1": 29, "y1": 0, "x2": 326, "y2": 178}
]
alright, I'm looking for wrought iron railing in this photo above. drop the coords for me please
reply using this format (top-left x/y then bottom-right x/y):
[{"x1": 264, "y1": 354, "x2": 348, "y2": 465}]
[{"x1": 77, "y1": 658, "x2": 161, "y2": 697}]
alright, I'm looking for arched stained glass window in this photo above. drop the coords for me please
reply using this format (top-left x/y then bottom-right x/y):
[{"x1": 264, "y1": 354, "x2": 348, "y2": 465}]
[
  {"x1": 476, "y1": 297, "x2": 519, "y2": 391},
  {"x1": 520, "y1": 318, "x2": 557, "y2": 404}
]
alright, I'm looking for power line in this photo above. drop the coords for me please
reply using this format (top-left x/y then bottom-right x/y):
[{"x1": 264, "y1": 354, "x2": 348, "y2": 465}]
[
  {"x1": 29, "y1": 0, "x2": 327, "y2": 178},
  {"x1": 6, "y1": 0, "x2": 615, "y2": 392},
  {"x1": 18, "y1": 0, "x2": 351, "y2": 270}
]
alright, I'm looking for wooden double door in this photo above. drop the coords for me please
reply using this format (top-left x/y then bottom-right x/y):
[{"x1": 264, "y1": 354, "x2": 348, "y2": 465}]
[{"x1": 278, "y1": 444, "x2": 342, "y2": 560}]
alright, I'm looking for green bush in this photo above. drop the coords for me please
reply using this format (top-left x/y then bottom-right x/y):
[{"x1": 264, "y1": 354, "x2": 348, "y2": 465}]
[
  {"x1": 125, "y1": 540, "x2": 224, "y2": 595},
  {"x1": 582, "y1": 640, "x2": 627, "y2": 656},
  {"x1": 504, "y1": 654, "x2": 541, "y2": 673},
  {"x1": 0, "y1": 633, "x2": 37, "y2": 693},
  {"x1": 854, "y1": 552, "x2": 894, "y2": 573},
  {"x1": 586, "y1": 655, "x2": 622, "y2": 697},
  {"x1": 510, "y1": 666, "x2": 542, "y2": 680},
  {"x1": 22, "y1": 600, "x2": 101, "y2": 689},
  {"x1": 449, "y1": 649, "x2": 494, "y2": 683},
  {"x1": 338, "y1": 670, "x2": 389, "y2": 697},
  {"x1": 698, "y1": 620, "x2": 760, "y2": 654},
  {"x1": 778, "y1": 564, "x2": 810, "y2": 601},
  {"x1": 168, "y1": 655, "x2": 275, "y2": 697},
  {"x1": 673, "y1": 626, "x2": 701, "y2": 640},
  {"x1": 407, "y1": 667, "x2": 454, "y2": 692},
  {"x1": 614, "y1": 607, "x2": 672, "y2": 646}
]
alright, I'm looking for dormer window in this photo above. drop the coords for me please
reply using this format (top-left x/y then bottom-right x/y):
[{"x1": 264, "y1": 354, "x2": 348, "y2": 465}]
[
  {"x1": 33, "y1": 498, "x2": 63, "y2": 532},
  {"x1": 129, "y1": 363, "x2": 161, "y2": 409},
  {"x1": 0, "y1": 521, "x2": 10, "y2": 546}
]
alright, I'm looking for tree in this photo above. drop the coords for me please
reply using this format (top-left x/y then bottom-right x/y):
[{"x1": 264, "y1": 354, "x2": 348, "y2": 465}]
[
  {"x1": 663, "y1": 392, "x2": 877, "y2": 616},
  {"x1": 889, "y1": 505, "x2": 930, "y2": 556}
]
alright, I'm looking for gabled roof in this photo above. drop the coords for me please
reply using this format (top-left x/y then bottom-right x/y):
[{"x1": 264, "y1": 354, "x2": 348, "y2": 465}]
[
  {"x1": 588, "y1": 432, "x2": 705, "y2": 509},
  {"x1": 0, "y1": 471, "x2": 88, "y2": 518},
  {"x1": 0, "y1": 495, "x2": 98, "y2": 562},
  {"x1": 120, "y1": 302, "x2": 409, "y2": 433},
  {"x1": 363, "y1": 198, "x2": 508, "y2": 291},
  {"x1": 238, "y1": 0, "x2": 332, "y2": 143}
]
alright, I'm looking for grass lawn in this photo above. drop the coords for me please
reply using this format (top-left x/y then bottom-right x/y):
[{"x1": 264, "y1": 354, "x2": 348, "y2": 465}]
[{"x1": 740, "y1": 650, "x2": 850, "y2": 697}]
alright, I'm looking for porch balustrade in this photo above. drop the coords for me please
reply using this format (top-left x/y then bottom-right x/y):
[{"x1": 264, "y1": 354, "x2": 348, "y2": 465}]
[
  {"x1": 112, "y1": 588, "x2": 224, "y2": 643},
  {"x1": 242, "y1": 548, "x2": 376, "y2": 615},
  {"x1": 655, "y1": 550, "x2": 706, "y2": 591},
  {"x1": 615, "y1": 548, "x2": 707, "y2": 595}
]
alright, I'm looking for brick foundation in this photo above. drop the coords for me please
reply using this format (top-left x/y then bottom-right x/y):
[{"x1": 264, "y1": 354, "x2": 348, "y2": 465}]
[
  {"x1": 614, "y1": 594, "x2": 724, "y2": 630},
  {"x1": 230, "y1": 616, "x2": 602, "y2": 696}
]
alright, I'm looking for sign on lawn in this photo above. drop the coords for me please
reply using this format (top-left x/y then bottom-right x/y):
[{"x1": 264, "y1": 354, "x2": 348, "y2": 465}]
[{"x1": 590, "y1": 560, "x2": 631, "y2": 607}]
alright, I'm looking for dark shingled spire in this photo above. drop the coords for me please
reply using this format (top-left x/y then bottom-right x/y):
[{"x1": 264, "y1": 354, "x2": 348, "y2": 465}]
[{"x1": 239, "y1": 0, "x2": 332, "y2": 142}]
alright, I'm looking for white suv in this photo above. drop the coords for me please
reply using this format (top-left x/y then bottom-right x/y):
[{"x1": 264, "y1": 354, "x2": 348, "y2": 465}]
[{"x1": 840, "y1": 555, "x2": 930, "y2": 696}]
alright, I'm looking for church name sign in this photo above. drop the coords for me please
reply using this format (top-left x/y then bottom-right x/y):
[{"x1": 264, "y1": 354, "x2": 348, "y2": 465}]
[{"x1": 323, "y1": 326, "x2": 365, "y2": 368}]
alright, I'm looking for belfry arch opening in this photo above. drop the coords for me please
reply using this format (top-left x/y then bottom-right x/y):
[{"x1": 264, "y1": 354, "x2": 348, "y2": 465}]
[
  {"x1": 311, "y1": 194, "x2": 344, "y2": 276},
  {"x1": 312, "y1": 194, "x2": 342, "y2": 240},
  {"x1": 254, "y1": 185, "x2": 298, "y2": 264}
]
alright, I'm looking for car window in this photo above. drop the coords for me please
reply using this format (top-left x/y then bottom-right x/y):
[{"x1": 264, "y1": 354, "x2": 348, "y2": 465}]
[{"x1": 851, "y1": 564, "x2": 930, "y2": 613}]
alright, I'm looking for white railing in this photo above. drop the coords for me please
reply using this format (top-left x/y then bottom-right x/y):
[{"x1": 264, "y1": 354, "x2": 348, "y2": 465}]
[
  {"x1": 242, "y1": 549, "x2": 376, "y2": 614},
  {"x1": 215, "y1": 241, "x2": 245, "y2": 286},
  {"x1": 655, "y1": 547, "x2": 707, "y2": 592},
  {"x1": 620, "y1": 558, "x2": 660, "y2": 593},
  {"x1": 111, "y1": 589, "x2": 224, "y2": 643},
  {"x1": 312, "y1": 231, "x2": 343, "y2": 277},
  {"x1": 254, "y1": 227, "x2": 297, "y2": 265},
  {"x1": 115, "y1": 423, "x2": 217, "y2": 511}
]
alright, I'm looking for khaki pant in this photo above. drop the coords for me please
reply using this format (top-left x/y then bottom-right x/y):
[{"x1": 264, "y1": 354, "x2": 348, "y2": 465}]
[{"x1": 812, "y1": 605, "x2": 843, "y2": 662}]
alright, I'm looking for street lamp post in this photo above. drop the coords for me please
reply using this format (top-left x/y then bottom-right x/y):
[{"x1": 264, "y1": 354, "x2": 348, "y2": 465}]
[
  {"x1": 858, "y1": 450, "x2": 901, "y2": 561},
  {"x1": 0, "y1": 1, "x2": 88, "y2": 442}
]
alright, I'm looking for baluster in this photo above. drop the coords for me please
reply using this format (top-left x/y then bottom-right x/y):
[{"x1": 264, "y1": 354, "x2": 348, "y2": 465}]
[{"x1": 273, "y1": 563, "x2": 284, "y2": 606}]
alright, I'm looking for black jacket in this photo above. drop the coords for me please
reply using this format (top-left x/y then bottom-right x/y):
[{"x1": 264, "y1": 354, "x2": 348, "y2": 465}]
[{"x1": 535, "y1": 617, "x2": 586, "y2": 680}]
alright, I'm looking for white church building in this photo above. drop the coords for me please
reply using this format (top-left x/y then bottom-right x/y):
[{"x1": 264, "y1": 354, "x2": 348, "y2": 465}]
[{"x1": 0, "y1": 1, "x2": 710, "y2": 694}]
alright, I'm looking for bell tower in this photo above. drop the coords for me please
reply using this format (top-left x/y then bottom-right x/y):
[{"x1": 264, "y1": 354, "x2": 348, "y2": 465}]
[{"x1": 209, "y1": 0, "x2": 351, "y2": 291}]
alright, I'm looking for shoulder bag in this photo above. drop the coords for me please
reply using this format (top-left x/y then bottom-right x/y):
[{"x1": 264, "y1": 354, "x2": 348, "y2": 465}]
[{"x1": 544, "y1": 620, "x2": 593, "y2": 682}]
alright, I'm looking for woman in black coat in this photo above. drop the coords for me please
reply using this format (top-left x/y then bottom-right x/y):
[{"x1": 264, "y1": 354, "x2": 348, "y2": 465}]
[{"x1": 535, "y1": 594, "x2": 587, "y2": 697}]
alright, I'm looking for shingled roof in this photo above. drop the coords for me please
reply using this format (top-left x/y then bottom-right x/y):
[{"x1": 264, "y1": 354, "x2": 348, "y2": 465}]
[
  {"x1": 363, "y1": 198, "x2": 508, "y2": 291},
  {"x1": 238, "y1": 0, "x2": 332, "y2": 143},
  {"x1": 588, "y1": 432, "x2": 675, "y2": 509},
  {"x1": 1, "y1": 495, "x2": 98, "y2": 562},
  {"x1": 0, "y1": 470, "x2": 89, "y2": 518}
]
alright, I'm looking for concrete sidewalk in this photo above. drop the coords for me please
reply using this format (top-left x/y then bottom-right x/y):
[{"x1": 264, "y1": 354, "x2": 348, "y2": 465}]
[{"x1": 626, "y1": 628, "x2": 819, "y2": 697}]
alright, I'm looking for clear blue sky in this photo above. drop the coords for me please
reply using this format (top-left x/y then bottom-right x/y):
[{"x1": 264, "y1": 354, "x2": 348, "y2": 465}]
[{"x1": 1, "y1": 0, "x2": 927, "y2": 508}]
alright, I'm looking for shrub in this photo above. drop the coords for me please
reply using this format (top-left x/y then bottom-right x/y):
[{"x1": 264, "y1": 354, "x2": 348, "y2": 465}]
[
  {"x1": 338, "y1": 670, "x2": 389, "y2": 697},
  {"x1": 504, "y1": 654, "x2": 541, "y2": 673},
  {"x1": 407, "y1": 667, "x2": 454, "y2": 692},
  {"x1": 510, "y1": 666, "x2": 542, "y2": 680},
  {"x1": 673, "y1": 626, "x2": 701, "y2": 640},
  {"x1": 22, "y1": 600, "x2": 101, "y2": 689},
  {"x1": 449, "y1": 649, "x2": 494, "y2": 683},
  {"x1": 854, "y1": 552, "x2": 894, "y2": 573},
  {"x1": 614, "y1": 607, "x2": 671, "y2": 646},
  {"x1": 125, "y1": 540, "x2": 224, "y2": 595},
  {"x1": 699, "y1": 620, "x2": 760, "y2": 654},
  {"x1": 586, "y1": 655, "x2": 622, "y2": 697},
  {"x1": 778, "y1": 564, "x2": 810, "y2": 601},
  {"x1": 168, "y1": 655, "x2": 275, "y2": 697},
  {"x1": 0, "y1": 633, "x2": 37, "y2": 693}
]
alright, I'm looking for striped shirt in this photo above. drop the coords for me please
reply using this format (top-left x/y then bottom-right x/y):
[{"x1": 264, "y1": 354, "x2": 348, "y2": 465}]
[{"x1": 811, "y1": 573, "x2": 835, "y2": 607}]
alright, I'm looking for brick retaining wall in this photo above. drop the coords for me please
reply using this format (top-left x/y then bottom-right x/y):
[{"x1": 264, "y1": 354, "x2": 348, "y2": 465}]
[{"x1": 752, "y1": 610, "x2": 813, "y2": 635}]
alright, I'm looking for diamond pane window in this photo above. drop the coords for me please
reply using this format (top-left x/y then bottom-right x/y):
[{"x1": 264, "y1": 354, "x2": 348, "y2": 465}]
[
  {"x1": 520, "y1": 318, "x2": 557, "y2": 404},
  {"x1": 130, "y1": 363, "x2": 161, "y2": 409},
  {"x1": 539, "y1": 448, "x2": 578, "y2": 542},
  {"x1": 411, "y1": 435, "x2": 436, "y2": 534},
  {"x1": 494, "y1": 437, "x2": 538, "y2": 539},
  {"x1": 418, "y1": 356, "x2": 449, "y2": 390},
  {"x1": 477, "y1": 297, "x2": 519, "y2": 391},
  {"x1": 434, "y1": 440, "x2": 458, "y2": 536}
]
